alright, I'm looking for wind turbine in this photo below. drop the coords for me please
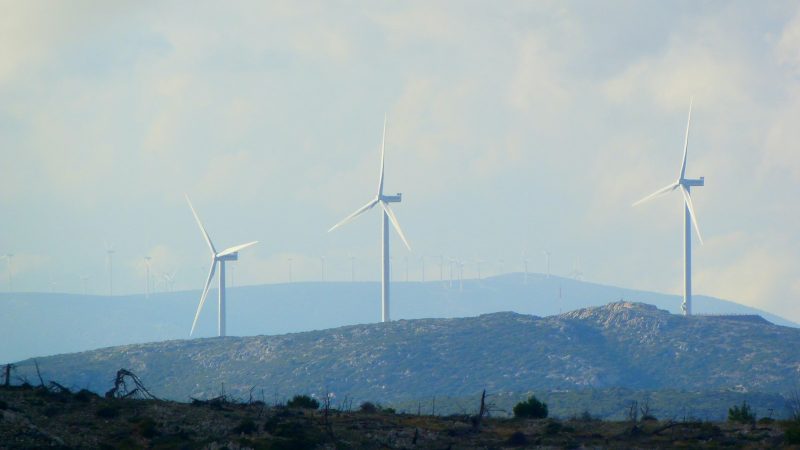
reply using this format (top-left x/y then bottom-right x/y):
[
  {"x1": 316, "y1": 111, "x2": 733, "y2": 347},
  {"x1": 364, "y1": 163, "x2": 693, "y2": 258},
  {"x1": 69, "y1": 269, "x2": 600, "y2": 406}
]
[
  {"x1": 144, "y1": 256, "x2": 152, "y2": 298},
  {"x1": 633, "y1": 99, "x2": 704, "y2": 316},
  {"x1": 328, "y1": 115, "x2": 411, "y2": 323},
  {"x1": 522, "y1": 253, "x2": 529, "y2": 284},
  {"x1": 80, "y1": 276, "x2": 89, "y2": 295},
  {"x1": 186, "y1": 195, "x2": 257, "y2": 337},
  {"x1": 2, "y1": 254, "x2": 13, "y2": 292},
  {"x1": 104, "y1": 242, "x2": 114, "y2": 296},
  {"x1": 543, "y1": 250, "x2": 551, "y2": 278}
]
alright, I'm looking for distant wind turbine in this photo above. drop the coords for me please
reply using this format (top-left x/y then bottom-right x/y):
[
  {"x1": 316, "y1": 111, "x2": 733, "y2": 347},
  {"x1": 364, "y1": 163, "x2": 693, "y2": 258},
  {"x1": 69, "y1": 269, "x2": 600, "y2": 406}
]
[
  {"x1": 543, "y1": 250, "x2": 551, "y2": 278},
  {"x1": 104, "y1": 242, "x2": 114, "y2": 296},
  {"x1": 2, "y1": 254, "x2": 13, "y2": 292},
  {"x1": 80, "y1": 275, "x2": 89, "y2": 295},
  {"x1": 633, "y1": 99, "x2": 704, "y2": 316},
  {"x1": 144, "y1": 256, "x2": 152, "y2": 298},
  {"x1": 328, "y1": 115, "x2": 411, "y2": 323},
  {"x1": 186, "y1": 195, "x2": 257, "y2": 337},
  {"x1": 522, "y1": 253, "x2": 529, "y2": 284}
]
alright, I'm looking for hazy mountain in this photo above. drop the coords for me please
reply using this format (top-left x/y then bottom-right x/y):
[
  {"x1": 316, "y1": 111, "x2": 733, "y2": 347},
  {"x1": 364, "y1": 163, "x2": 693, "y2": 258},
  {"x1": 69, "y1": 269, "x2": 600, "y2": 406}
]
[
  {"x1": 12, "y1": 301, "x2": 800, "y2": 421},
  {"x1": 1, "y1": 273, "x2": 794, "y2": 363}
]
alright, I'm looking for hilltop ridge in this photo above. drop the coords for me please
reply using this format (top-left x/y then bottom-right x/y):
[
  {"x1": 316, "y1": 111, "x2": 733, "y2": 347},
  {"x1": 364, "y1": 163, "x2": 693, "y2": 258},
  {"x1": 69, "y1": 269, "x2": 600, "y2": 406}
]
[{"x1": 13, "y1": 301, "x2": 800, "y2": 416}]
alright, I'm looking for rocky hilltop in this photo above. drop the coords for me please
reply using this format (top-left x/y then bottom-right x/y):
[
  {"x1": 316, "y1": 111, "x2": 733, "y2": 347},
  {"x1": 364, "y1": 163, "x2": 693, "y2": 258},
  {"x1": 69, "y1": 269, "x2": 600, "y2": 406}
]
[{"x1": 12, "y1": 302, "x2": 800, "y2": 410}]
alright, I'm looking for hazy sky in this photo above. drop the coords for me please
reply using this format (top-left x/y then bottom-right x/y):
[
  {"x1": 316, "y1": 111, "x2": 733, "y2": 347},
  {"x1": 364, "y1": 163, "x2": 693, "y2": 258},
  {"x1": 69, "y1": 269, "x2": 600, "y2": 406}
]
[{"x1": 1, "y1": 1, "x2": 799, "y2": 320}]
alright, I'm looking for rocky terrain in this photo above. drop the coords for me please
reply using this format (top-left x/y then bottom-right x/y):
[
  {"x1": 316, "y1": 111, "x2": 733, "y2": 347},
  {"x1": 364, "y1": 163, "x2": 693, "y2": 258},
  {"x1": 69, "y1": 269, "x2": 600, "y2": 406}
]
[{"x1": 10, "y1": 302, "x2": 800, "y2": 421}]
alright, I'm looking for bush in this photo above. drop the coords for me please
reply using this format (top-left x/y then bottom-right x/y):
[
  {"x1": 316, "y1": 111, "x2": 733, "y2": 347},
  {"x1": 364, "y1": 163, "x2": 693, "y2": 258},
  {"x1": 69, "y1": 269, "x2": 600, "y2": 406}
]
[
  {"x1": 136, "y1": 417, "x2": 159, "y2": 438},
  {"x1": 233, "y1": 418, "x2": 258, "y2": 435},
  {"x1": 74, "y1": 389, "x2": 96, "y2": 403},
  {"x1": 359, "y1": 401, "x2": 378, "y2": 413},
  {"x1": 758, "y1": 417, "x2": 775, "y2": 425},
  {"x1": 286, "y1": 394, "x2": 319, "y2": 410},
  {"x1": 507, "y1": 431, "x2": 527, "y2": 446},
  {"x1": 544, "y1": 421, "x2": 562, "y2": 435},
  {"x1": 95, "y1": 405, "x2": 120, "y2": 419},
  {"x1": 728, "y1": 401, "x2": 755, "y2": 424},
  {"x1": 0, "y1": 399, "x2": 7, "y2": 410},
  {"x1": 513, "y1": 395, "x2": 548, "y2": 419},
  {"x1": 786, "y1": 424, "x2": 800, "y2": 444}
]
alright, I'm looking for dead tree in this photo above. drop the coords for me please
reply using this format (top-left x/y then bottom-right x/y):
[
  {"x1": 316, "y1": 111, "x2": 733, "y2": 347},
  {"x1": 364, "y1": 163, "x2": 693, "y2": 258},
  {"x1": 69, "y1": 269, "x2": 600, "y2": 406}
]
[
  {"x1": 105, "y1": 369, "x2": 158, "y2": 400},
  {"x1": 471, "y1": 389, "x2": 488, "y2": 431},
  {"x1": 3, "y1": 363, "x2": 12, "y2": 387}
]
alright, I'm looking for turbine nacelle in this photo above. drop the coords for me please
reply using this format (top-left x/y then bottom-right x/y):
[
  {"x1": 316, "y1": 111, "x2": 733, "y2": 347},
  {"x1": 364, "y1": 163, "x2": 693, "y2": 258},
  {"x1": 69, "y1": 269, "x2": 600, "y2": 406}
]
[{"x1": 381, "y1": 193, "x2": 402, "y2": 203}]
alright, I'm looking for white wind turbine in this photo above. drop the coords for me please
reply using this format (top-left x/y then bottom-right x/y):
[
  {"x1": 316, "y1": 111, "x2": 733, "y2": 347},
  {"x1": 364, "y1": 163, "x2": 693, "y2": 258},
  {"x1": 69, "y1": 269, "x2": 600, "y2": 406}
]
[
  {"x1": 328, "y1": 115, "x2": 411, "y2": 323},
  {"x1": 186, "y1": 195, "x2": 257, "y2": 337},
  {"x1": 633, "y1": 99, "x2": 704, "y2": 316}
]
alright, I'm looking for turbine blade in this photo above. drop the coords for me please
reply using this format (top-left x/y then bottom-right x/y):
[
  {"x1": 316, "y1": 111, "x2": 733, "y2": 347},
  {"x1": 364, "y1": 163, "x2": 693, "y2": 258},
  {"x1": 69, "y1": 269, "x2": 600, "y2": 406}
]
[
  {"x1": 380, "y1": 201, "x2": 411, "y2": 251},
  {"x1": 377, "y1": 114, "x2": 387, "y2": 197},
  {"x1": 185, "y1": 195, "x2": 216, "y2": 254},
  {"x1": 217, "y1": 241, "x2": 258, "y2": 257},
  {"x1": 190, "y1": 259, "x2": 217, "y2": 336},
  {"x1": 679, "y1": 98, "x2": 693, "y2": 180},
  {"x1": 680, "y1": 185, "x2": 703, "y2": 244},
  {"x1": 328, "y1": 198, "x2": 379, "y2": 232},
  {"x1": 632, "y1": 182, "x2": 679, "y2": 207}
]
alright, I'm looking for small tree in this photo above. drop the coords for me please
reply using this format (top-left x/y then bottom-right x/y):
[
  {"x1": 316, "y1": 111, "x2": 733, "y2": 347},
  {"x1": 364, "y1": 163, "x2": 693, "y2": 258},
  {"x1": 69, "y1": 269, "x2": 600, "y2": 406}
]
[
  {"x1": 287, "y1": 394, "x2": 319, "y2": 410},
  {"x1": 728, "y1": 401, "x2": 755, "y2": 424},
  {"x1": 513, "y1": 395, "x2": 548, "y2": 419}
]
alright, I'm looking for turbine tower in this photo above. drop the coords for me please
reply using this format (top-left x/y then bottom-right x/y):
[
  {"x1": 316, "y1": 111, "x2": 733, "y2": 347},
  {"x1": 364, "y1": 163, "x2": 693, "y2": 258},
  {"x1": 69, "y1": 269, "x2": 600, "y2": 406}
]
[
  {"x1": 543, "y1": 250, "x2": 551, "y2": 278},
  {"x1": 186, "y1": 195, "x2": 257, "y2": 337},
  {"x1": 104, "y1": 242, "x2": 114, "y2": 296},
  {"x1": 328, "y1": 115, "x2": 411, "y2": 323},
  {"x1": 144, "y1": 256, "x2": 152, "y2": 298},
  {"x1": 3, "y1": 254, "x2": 13, "y2": 292},
  {"x1": 633, "y1": 99, "x2": 704, "y2": 316}
]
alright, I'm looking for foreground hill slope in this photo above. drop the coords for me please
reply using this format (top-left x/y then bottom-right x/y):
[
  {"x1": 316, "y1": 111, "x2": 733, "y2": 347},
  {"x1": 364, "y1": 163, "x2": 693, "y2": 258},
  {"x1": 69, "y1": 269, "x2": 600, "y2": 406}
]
[
  {"x1": 1, "y1": 385, "x2": 792, "y2": 449},
  {"x1": 14, "y1": 302, "x2": 800, "y2": 408},
  {"x1": 1, "y1": 274, "x2": 794, "y2": 363}
]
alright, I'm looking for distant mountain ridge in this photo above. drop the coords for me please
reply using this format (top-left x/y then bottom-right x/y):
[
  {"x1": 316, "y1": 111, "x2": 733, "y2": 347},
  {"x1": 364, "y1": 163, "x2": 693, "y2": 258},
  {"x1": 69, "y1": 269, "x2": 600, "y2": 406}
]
[
  {"x1": 13, "y1": 301, "x2": 800, "y2": 414},
  {"x1": 0, "y1": 273, "x2": 793, "y2": 363}
]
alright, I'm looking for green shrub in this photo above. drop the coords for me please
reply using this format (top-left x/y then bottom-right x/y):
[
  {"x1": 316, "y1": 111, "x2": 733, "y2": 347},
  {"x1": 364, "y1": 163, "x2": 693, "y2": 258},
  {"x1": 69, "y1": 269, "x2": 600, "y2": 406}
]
[
  {"x1": 728, "y1": 401, "x2": 755, "y2": 424},
  {"x1": 758, "y1": 417, "x2": 775, "y2": 425},
  {"x1": 95, "y1": 405, "x2": 120, "y2": 419},
  {"x1": 286, "y1": 395, "x2": 319, "y2": 410},
  {"x1": 786, "y1": 423, "x2": 800, "y2": 444},
  {"x1": 513, "y1": 395, "x2": 548, "y2": 419},
  {"x1": 507, "y1": 431, "x2": 527, "y2": 446},
  {"x1": 233, "y1": 418, "x2": 258, "y2": 435},
  {"x1": 359, "y1": 401, "x2": 378, "y2": 413},
  {"x1": 544, "y1": 421, "x2": 562, "y2": 435},
  {"x1": 0, "y1": 399, "x2": 7, "y2": 410},
  {"x1": 74, "y1": 389, "x2": 96, "y2": 403},
  {"x1": 136, "y1": 417, "x2": 159, "y2": 438}
]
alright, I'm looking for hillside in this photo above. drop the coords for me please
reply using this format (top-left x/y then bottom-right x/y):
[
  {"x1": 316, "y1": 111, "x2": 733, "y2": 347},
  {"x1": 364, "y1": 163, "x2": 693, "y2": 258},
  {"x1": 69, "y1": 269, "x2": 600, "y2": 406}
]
[
  {"x1": 1, "y1": 273, "x2": 794, "y2": 363},
  {"x1": 11, "y1": 301, "x2": 800, "y2": 421},
  {"x1": 1, "y1": 385, "x2": 793, "y2": 449}
]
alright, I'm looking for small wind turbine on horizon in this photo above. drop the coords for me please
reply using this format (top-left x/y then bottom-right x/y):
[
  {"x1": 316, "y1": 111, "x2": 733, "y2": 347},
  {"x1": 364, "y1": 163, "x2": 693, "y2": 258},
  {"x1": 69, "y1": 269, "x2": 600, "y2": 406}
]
[
  {"x1": 104, "y1": 242, "x2": 114, "y2": 296},
  {"x1": 543, "y1": 250, "x2": 551, "y2": 278},
  {"x1": 633, "y1": 99, "x2": 704, "y2": 316},
  {"x1": 186, "y1": 195, "x2": 258, "y2": 337},
  {"x1": 328, "y1": 115, "x2": 411, "y2": 323},
  {"x1": 144, "y1": 256, "x2": 152, "y2": 298},
  {"x1": 2, "y1": 253, "x2": 13, "y2": 292}
]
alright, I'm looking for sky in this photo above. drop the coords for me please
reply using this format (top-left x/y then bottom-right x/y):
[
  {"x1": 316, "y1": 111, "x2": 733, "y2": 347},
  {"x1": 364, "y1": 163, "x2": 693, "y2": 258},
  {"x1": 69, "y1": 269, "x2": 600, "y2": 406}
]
[{"x1": 0, "y1": 1, "x2": 799, "y2": 320}]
